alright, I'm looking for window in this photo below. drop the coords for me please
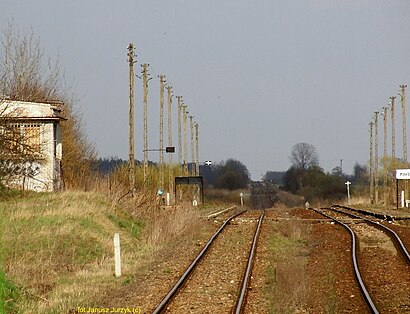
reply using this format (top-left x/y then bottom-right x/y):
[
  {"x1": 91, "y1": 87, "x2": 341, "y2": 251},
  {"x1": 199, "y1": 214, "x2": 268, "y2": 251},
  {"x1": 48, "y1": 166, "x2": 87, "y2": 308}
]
[
  {"x1": 3, "y1": 123, "x2": 41, "y2": 154},
  {"x1": 25, "y1": 124, "x2": 41, "y2": 153}
]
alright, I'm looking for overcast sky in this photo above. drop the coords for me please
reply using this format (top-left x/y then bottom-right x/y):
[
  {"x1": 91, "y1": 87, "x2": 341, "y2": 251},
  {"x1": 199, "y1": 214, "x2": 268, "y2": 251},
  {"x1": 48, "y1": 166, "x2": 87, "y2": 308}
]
[{"x1": 2, "y1": 1, "x2": 410, "y2": 180}]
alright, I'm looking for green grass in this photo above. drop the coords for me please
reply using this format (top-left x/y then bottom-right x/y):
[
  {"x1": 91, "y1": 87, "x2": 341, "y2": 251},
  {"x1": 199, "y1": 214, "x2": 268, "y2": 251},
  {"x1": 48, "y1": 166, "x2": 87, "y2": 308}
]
[
  {"x1": 0, "y1": 271, "x2": 20, "y2": 314},
  {"x1": 0, "y1": 191, "x2": 146, "y2": 313},
  {"x1": 108, "y1": 212, "x2": 144, "y2": 239}
]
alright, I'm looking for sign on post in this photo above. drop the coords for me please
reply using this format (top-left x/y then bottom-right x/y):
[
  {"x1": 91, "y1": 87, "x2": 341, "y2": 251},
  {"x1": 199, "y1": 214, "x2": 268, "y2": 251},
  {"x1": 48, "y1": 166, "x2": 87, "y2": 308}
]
[
  {"x1": 395, "y1": 169, "x2": 410, "y2": 209},
  {"x1": 396, "y1": 169, "x2": 410, "y2": 179}
]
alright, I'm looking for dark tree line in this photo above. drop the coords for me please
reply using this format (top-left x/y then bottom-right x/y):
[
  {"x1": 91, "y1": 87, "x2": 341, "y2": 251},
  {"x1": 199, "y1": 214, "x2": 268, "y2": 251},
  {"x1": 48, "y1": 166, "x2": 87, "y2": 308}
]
[
  {"x1": 281, "y1": 143, "x2": 369, "y2": 202},
  {"x1": 95, "y1": 157, "x2": 250, "y2": 191}
]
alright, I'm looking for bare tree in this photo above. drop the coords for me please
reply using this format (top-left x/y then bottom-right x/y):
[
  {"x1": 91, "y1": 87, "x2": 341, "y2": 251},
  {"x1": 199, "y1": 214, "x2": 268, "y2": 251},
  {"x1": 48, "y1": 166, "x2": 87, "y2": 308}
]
[
  {"x1": 0, "y1": 23, "x2": 95, "y2": 190},
  {"x1": 289, "y1": 143, "x2": 319, "y2": 170}
]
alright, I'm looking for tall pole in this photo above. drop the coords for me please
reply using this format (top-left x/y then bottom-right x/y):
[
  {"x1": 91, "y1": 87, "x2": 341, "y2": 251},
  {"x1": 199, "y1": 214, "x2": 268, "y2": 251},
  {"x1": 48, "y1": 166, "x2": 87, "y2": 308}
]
[
  {"x1": 369, "y1": 121, "x2": 374, "y2": 204},
  {"x1": 374, "y1": 112, "x2": 379, "y2": 203},
  {"x1": 390, "y1": 96, "x2": 396, "y2": 159},
  {"x1": 166, "y1": 85, "x2": 173, "y2": 195},
  {"x1": 399, "y1": 84, "x2": 408, "y2": 163},
  {"x1": 127, "y1": 43, "x2": 136, "y2": 196},
  {"x1": 159, "y1": 75, "x2": 166, "y2": 189},
  {"x1": 382, "y1": 106, "x2": 388, "y2": 205},
  {"x1": 189, "y1": 115, "x2": 195, "y2": 176},
  {"x1": 183, "y1": 105, "x2": 189, "y2": 175},
  {"x1": 195, "y1": 123, "x2": 199, "y2": 176},
  {"x1": 141, "y1": 63, "x2": 150, "y2": 183},
  {"x1": 176, "y1": 96, "x2": 183, "y2": 172}
]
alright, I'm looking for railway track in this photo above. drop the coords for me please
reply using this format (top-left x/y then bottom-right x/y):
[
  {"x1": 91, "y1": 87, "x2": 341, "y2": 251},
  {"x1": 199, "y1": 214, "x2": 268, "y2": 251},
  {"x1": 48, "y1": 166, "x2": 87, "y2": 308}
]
[
  {"x1": 311, "y1": 207, "x2": 410, "y2": 313},
  {"x1": 152, "y1": 210, "x2": 265, "y2": 314}
]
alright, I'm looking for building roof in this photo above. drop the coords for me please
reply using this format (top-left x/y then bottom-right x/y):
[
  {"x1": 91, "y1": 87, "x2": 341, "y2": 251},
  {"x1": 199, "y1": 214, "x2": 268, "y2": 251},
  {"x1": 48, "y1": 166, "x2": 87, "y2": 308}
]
[{"x1": 0, "y1": 100, "x2": 66, "y2": 121}]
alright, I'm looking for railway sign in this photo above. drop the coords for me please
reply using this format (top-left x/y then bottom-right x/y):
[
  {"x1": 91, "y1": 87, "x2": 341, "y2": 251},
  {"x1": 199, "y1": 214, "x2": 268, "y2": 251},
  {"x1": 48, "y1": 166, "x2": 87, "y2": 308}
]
[
  {"x1": 205, "y1": 160, "x2": 212, "y2": 166},
  {"x1": 395, "y1": 169, "x2": 410, "y2": 209},
  {"x1": 396, "y1": 169, "x2": 410, "y2": 179}
]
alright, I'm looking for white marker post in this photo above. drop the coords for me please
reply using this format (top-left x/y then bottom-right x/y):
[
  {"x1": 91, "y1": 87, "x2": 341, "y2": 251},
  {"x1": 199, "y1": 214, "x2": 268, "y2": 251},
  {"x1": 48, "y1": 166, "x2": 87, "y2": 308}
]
[
  {"x1": 240, "y1": 192, "x2": 244, "y2": 209},
  {"x1": 401, "y1": 190, "x2": 405, "y2": 208},
  {"x1": 166, "y1": 192, "x2": 170, "y2": 206},
  {"x1": 345, "y1": 181, "x2": 351, "y2": 205},
  {"x1": 114, "y1": 233, "x2": 121, "y2": 278}
]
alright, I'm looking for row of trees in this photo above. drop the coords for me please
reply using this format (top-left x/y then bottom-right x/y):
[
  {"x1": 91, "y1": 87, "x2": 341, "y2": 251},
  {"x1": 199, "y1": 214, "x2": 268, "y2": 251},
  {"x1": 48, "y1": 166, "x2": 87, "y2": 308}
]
[
  {"x1": 282, "y1": 143, "x2": 369, "y2": 202},
  {"x1": 201, "y1": 159, "x2": 250, "y2": 190},
  {"x1": 97, "y1": 157, "x2": 251, "y2": 191}
]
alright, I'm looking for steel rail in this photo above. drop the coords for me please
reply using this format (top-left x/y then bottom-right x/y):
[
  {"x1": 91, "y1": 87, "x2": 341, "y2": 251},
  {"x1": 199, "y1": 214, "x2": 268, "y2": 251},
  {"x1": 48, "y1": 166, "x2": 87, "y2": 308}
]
[
  {"x1": 151, "y1": 209, "x2": 246, "y2": 314},
  {"x1": 330, "y1": 206, "x2": 410, "y2": 264},
  {"x1": 310, "y1": 208, "x2": 380, "y2": 314},
  {"x1": 234, "y1": 210, "x2": 265, "y2": 314}
]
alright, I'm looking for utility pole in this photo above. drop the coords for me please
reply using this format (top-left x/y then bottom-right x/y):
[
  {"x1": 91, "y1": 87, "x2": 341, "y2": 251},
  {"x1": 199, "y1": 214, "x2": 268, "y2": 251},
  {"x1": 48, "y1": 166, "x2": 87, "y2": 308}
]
[
  {"x1": 176, "y1": 96, "x2": 183, "y2": 172},
  {"x1": 141, "y1": 63, "x2": 150, "y2": 183},
  {"x1": 399, "y1": 84, "x2": 408, "y2": 163},
  {"x1": 390, "y1": 96, "x2": 396, "y2": 159},
  {"x1": 159, "y1": 74, "x2": 166, "y2": 189},
  {"x1": 167, "y1": 85, "x2": 173, "y2": 194},
  {"x1": 382, "y1": 106, "x2": 388, "y2": 205},
  {"x1": 183, "y1": 105, "x2": 189, "y2": 175},
  {"x1": 374, "y1": 111, "x2": 379, "y2": 204},
  {"x1": 189, "y1": 115, "x2": 195, "y2": 176},
  {"x1": 369, "y1": 121, "x2": 374, "y2": 204},
  {"x1": 127, "y1": 43, "x2": 136, "y2": 197},
  {"x1": 195, "y1": 123, "x2": 199, "y2": 176}
]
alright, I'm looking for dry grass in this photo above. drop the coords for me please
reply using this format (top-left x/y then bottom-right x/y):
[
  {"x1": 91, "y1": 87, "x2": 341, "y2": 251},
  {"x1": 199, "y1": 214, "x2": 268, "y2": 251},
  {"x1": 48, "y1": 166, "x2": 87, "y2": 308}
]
[
  {"x1": 0, "y1": 163, "x2": 237, "y2": 313},
  {"x1": 266, "y1": 214, "x2": 311, "y2": 313},
  {"x1": 1, "y1": 191, "x2": 144, "y2": 313},
  {"x1": 1, "y1": 173, "x2": 225, "y2": 314}
]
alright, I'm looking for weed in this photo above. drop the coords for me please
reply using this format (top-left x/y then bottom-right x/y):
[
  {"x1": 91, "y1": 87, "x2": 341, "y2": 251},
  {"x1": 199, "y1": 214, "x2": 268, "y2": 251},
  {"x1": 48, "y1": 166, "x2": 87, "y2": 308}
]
[{"x1": 266, "y1": 219, "x2": 310, "y2": 313}]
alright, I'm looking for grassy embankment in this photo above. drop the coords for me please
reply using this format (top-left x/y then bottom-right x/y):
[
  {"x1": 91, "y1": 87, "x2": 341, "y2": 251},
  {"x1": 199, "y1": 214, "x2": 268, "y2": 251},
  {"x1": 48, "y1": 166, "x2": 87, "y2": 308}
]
[
  {"x1": 1, "y1": 191, "x2": 146, "y2": 313},
  {"x1": 0, "y1": 187, "x2": 232, "y2": 314}
]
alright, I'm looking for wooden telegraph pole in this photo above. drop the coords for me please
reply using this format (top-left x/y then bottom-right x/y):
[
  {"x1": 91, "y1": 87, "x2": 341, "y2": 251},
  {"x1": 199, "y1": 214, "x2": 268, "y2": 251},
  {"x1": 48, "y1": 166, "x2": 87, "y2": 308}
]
[
  {"x1": 390, "y1": 96, "x2": 396, "y2": 159},
  {"x1": 382, "y1": 106, "x2": 388, "y2": 205},
  {"x1": 374, "y1": 111, "x2": 379, "y2": 203},
  {"x1": 183, "y1": 104, "x2": 189, "y2": 175},
  {"x1": 127, "y1": 43, "x2": 136, "y2": 197},
  {"x1": 176, "y1": 96, "x2": 183, "y2": 174},
  {"x1": 399, "y1": 84, "x2": 408, "y2": 162},
  {"x1": 141, "y1": 63, "x2": 150, "y2": 183},
  {"x1": 189, "y1": 115, "x2": 195, "y2": 176},
  {"x1": 369, "y1": 121, "x2": 374, "y2": 204},
  {"x1": 167, "y1": 86, "x2": 173, "y2": 194},
  {"x1": 195, "y1": 123, "x2": 199, "y2": 176},
  {"x1": 159, "y1": 74, "x2": 166, "y2": 189}
]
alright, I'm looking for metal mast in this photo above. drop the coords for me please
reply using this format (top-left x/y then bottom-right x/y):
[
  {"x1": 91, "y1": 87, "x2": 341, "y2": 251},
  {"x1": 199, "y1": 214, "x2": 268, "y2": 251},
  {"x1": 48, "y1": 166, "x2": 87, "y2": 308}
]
[
  {"x1": 159, "y1": 74, "x2": 166, "y2": 189},
  {"x1": 400, "y1": 84, "x2": 408, "y2": 162},
  {"x1": 390, "y1": 96, "x2": 396, "y2": 159},
  {"x1": 374, "y1": 111, "x2": 379, "y2": 203},
  {"x1": 127, "y1": 43, "x2": 136, "y2": 196}
]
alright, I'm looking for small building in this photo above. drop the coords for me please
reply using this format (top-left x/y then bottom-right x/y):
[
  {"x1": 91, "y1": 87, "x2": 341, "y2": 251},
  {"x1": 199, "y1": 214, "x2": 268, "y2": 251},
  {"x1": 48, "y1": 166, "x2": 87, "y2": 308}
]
[{"x1": 0, "y1": 99, "x2": 65, "y2": 192}]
